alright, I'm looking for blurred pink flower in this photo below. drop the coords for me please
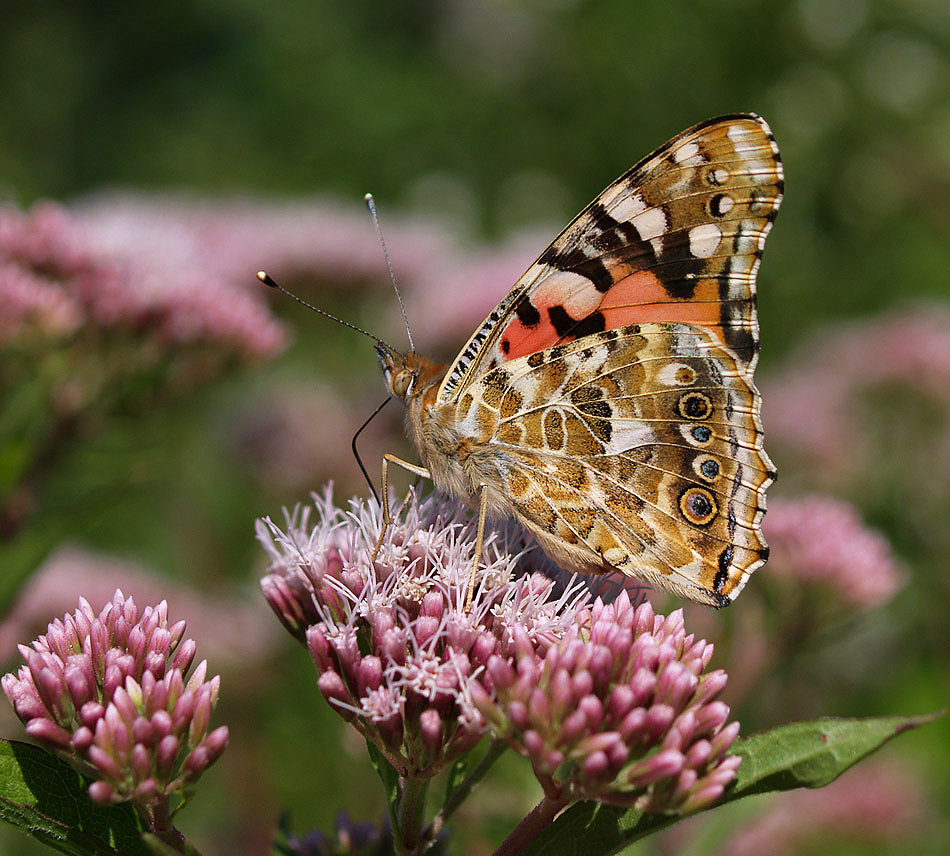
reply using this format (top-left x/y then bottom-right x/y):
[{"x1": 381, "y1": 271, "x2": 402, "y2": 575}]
[
  {"x1": 0, "y1": 200, "x2": 286, "y2": 357},
  {"x1": 0, "y1": 262, "x2": 82, "y2": 341},
  {"x1": 221, "y1": 379, "x2": 387, "y2": 495},
  {"x1": 763, "y1": 495, "x2": 902, "y2": 609},
  {"x1": 763, "y1": 306, "x2": 950, "y2": 477},
  {"x1": 0, "y1": 546, "x2": 280, "y2": 674},
  {"x1": 715, "y1": 757, "x2": 926, "y2": 856},
  {"x1": 73, "y1": 192, "x2": 454, "y2": 292}
]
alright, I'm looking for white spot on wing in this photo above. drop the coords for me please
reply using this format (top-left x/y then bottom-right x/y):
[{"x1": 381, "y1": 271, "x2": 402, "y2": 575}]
[
  {"x1": 657, "y1": 362, "x2": 696, "y2": 386},
  {"x1": 688, "y1": 223, "x2": 722, "y2": 258},
  {"x1": 609, "y1": 192, "x2": 648, "y2": 222},
  {"x1": 672, "y1": 141, "x2": 701, "y2": 164},
  {"x1": 631, "y1": 207, "x2": 667, "y2": 255},
  {"x1": 605, "y1": 418, "x2": 656, "y2": 455},
  {"x1": 743, "y1": 160, "x2": 772, "y2": 183},
  {"x1": 715, "y1": 194, "x2": 735, "y2": 215},
  {"x1": 632, "y1": 207, "x2": 666, "y2": 241},
  {"x1": 515, "y1": 372, "x2": 542, "y2": 408},
  {"x1": 727, "y1": 124, "x2": 753, "y2": 142},
  {"x1": 677, "y1": 553, "x2": 706, "y2": 577}
]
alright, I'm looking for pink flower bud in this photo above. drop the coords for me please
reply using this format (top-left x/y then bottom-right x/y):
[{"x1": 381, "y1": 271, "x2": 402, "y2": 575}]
[
  {"x1": 419, "y1": 708, "x2": 443, "y2": 755},
  {"x1": 25, "y1": 718, "x2": 73, "y2": 749},
  {"x1": 87, "y1": 781, "x2": 117, "y2": 804},
  {"x1": 156, "y1": 735, "x2": 180, "y2": 779},
  {"x1": 582, "y1": 750, "x2": 610, "y2": 782},
  {"x1": 87, "y1": 745, "x2": 123, "y2": 782},
  {"x1": 559, "y1": 709, "x2": 589, "y2": 745},
  {"x1": 358, "y1": 656, "x2": 383, "y2": 695},
  {"x1": 317, "y1": 671, "x2": 353, "y2": 715}
]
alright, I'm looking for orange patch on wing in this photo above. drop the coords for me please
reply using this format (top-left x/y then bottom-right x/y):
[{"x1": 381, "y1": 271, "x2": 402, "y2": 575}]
[
  {"x1": 500, "y1": 276, "x2": 606, "y2": 361},
  {"x1": 499, "y1": 272, "x2": 730, "y2": 362},
  {"x1": 500, "y1": 314, "x2": 561, "y2": 361},
  {"x1": 599, "y1": 272, "x2": 726, "y2": 346}
]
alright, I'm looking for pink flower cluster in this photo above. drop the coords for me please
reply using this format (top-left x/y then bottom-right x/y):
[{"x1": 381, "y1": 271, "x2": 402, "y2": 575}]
[
  {"x1": 2, "y1": 591, "x2": 228, "y2": 809},
  {"x1": 472, "y1": 595, "x2": 739, "y2": 812},
  {"x1": 763, "y1": 495, "x2": 902, "y2": 609},
  {"x1": 0, "y1": 200, "x2": 285, "y2": 356},
  {"x1": 258, "y1": 488, "x2": 581, "y2": 779},
  {"x1": 258, "y1": 487, "x2": 740, "y2": 812}
]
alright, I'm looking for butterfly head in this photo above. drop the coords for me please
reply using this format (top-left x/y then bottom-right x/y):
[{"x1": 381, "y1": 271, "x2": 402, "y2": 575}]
[{"x1": 375, "y1": 342, "x2": 444, "y2": 405}]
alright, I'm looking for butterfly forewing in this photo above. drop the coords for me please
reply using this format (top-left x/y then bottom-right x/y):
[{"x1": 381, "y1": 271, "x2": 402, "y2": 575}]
[{"x1": 438, "y1": 114, "x2": 783, "y2": 403}]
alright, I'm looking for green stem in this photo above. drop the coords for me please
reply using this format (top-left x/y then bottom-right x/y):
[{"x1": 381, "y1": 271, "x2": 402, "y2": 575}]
[
  {"x1": 423, "y1": 740, "x2": 508, "y2": 847},
  {"x1": 139, "y1": 797, "x2": 200, "y2": 854},
  {"x1": 394, "y1": 776, "x2": 429, "y2": 856},
  {"x1": 493, "y1": 795, "x2": 571, "y2": 856}
]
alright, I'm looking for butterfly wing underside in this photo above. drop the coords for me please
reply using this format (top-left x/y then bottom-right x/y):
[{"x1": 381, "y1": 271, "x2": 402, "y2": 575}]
[{"x1": 443, "y1": 114, "x2": 783, "y2": 605}]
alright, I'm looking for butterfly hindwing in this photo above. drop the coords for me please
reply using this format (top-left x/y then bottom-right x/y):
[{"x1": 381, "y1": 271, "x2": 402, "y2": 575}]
[{"x1": 456, "y1": 322, "x2": 772, "y2": 605}]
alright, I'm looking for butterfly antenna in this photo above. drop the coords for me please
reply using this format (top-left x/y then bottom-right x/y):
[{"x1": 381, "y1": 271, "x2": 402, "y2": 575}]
[
  {"x1": 257, "y1": 271, "x2": 389, "y2": 346},
  {"x1": 364, "y1": 193, "x2": 415, "y2": 354}
]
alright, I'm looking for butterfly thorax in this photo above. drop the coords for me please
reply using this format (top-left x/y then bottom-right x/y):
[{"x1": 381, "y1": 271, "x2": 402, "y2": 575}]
[{"x1": 376, "y1": 342, "x2": 512, "y2": 514}]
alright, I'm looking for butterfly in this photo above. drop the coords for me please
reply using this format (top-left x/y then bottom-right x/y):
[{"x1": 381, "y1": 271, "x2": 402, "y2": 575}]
[{"x1": 373, "y1": 114, "x2": 783, "y2": 607}]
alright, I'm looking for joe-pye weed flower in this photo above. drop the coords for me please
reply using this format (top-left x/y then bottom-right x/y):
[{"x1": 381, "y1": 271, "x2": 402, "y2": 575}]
[
  {"x1": 258, "y1": 487, "x2": 742, "y2": 853},
  {"x1": 2, "y1": 591, "x2": 228, "y2": 833}
]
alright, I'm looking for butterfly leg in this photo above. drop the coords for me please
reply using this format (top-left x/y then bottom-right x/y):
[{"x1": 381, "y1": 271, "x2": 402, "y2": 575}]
[
  {"x1": 371, "y1": 453, "x2": 432, "y2": 563},
  {"x1": 464, "y1": 484, "x2": 490, "y2": 612}
]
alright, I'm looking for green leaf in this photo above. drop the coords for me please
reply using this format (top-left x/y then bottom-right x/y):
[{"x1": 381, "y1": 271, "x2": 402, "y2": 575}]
[
  {"x1": 0, "y1": 739, "x2": 150, "y2": 856},
  {"x1": 521, "y1": 711, "x2": 942, "y2": 856},
  {"x1": 443, "y1": 757, "x2": 468, "y2": 806}
]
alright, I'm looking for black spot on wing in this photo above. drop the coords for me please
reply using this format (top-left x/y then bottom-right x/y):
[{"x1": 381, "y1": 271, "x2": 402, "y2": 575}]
[
  {"x1": 516, "y1": 298, "x2": 541, "y2": 328},
  {"x1": 572, "y1": 312, "x2": 607, "y2": 338},
  {"x1": 547, "y1": 305, "x2": 606, "y2": 340},
  {"x1": 715, "y1": 545, "x2": 733, "y2": 593}
]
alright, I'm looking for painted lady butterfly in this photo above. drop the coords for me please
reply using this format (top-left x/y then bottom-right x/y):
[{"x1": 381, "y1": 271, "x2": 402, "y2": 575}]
[{"x1": 375, "y1": 114, "x2": 783, "y2": 607}]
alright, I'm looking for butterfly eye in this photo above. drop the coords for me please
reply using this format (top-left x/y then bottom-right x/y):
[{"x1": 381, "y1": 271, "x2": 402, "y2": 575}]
[{"x1": 391, "y1": 370, "x2": 416, "y2": 398}]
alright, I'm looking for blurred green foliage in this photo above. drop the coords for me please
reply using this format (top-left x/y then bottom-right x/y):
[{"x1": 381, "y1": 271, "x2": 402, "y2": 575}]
[
  {"x1": 3, "y1": 0, "x2": 949, "y2": 352},
  {"x1": 0, "y1": 1, "x2": 948, "y2": 854}
]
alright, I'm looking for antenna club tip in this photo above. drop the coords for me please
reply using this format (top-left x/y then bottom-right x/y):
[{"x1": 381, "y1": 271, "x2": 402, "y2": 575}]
[
  {"x1": 257, "y1": 271, "x2": 277, "y2": 287},
  {"x1": 364, "y1": 192, "x2": 374, "y2": 203}
]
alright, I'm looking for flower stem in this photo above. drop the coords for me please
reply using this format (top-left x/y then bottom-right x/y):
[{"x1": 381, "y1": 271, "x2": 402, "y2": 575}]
[
  {"x1": 395, "y1": 775, "x2": 429, "y2": 856},
  {"x1": 493, "y1": 795, "x2": 571, "y2": 856},
  {"x1": 423, "y1": 740, "x2": 508, "y2": 845}
]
